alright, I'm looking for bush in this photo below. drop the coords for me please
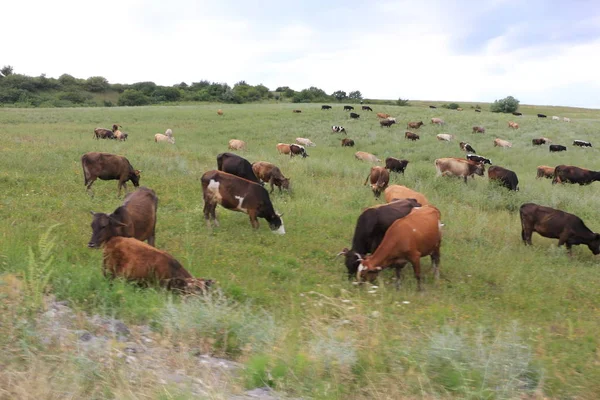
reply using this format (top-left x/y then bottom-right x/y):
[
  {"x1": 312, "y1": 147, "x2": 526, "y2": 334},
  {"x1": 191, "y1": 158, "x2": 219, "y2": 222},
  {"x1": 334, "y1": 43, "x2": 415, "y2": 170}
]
[
  {"x1": 152, "y1": 86, "x2": 182, "y2": 102},
  {"x1": 442, "y1": 102, "x2": 460, "y2": 110},
  {"x1": 490, "y1": 96, "x2": 519, "y2": 113},
  {"x1": 58, "y1": 90, "x2": 90, "y2": 104},
  {"x1": 117, "y1": 89, "x2": 151, "y2": 106},
  {"x1": 85, "y1": 76, "x2": 109, "y2": 93},
  {"x1": 396, "y1": 98, "x2": 410, "y2": 106}
]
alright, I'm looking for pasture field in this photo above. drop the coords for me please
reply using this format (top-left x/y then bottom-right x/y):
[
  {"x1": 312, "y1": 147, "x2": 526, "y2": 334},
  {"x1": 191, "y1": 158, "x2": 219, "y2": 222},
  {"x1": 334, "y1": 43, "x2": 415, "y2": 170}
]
[{"x1": 1, "y1": 102, "x2": 600, "y2": 399}]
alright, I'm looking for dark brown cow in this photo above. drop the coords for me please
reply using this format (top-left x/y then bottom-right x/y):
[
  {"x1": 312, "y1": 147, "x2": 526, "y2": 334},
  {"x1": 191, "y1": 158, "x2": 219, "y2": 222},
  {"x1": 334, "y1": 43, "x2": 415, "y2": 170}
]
[
  {"x1": 103, "y1": 237, "x2": 214, "y2": 293},
  {"x1": 290, "y1": 143, "x2": 309, "y2": 158},
  {"x1": 380, "y1": 119, "x2": 396, "y2": 127},
  {"x1": 520, "y1": 203, "x2": 600, "y2": 255},
  {"x1": 252, "y1": 161, "x2": 290, "y2": 193},
  {"x1": 364, "y1": 166, "x2": 390, "y2": 198},
  {"x1": 362, "y1": 106, "x2": 373, "y2": 111},
  {"x1": 81, "y1": 152, "x2": 141, "y2": 196},
  {"x1": 88, "y1": 187, "x2": 158, "y2": 249},
  {"x1": 435, "y1": 158, "x2": 485, "y2": 183},
  {"x1": 405, "y1": 131, "x2": 420, "y2": 141},
  {"x1": 552, "y1": 165, "x2": 600, "y2": 185},
  {"x1": 385, "y1": 157, "x2": 409, "y2": 174},
  {"x1": 549, "y1": 144, "x2": 567, "y2": 152},
  {"x1": 407, "y1": 121, "x2": 424, "y2": 129},
  {"x1": 488, "y1": 166, "x2": 519, "y2": 191},
  {"x1": 93, "y1": 124, "x2": 120, "y2": 140},
  {"x1": 532, "y1": 138, "x2": 547, "y2": 146},
  {"x1": 201, "y1": 170, "x2": 285, "y2": 234},
  {"x1": 292, "y1": 109, "x2": 302, "y2": 113},
  {"x1": 341, "y1": 138, "x2": 355, "y2": 147},
  {"x1": 472, "y1": 126, "x2": 485, "y2": 133},
  {"x1": 217, "y1": 152, "x2": 260, "y2": 184}
]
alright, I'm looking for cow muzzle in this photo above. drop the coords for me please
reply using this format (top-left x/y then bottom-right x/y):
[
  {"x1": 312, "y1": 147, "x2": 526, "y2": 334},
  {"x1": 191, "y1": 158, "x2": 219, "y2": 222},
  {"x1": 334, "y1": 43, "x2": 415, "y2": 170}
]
[{"x1": 87, "y1": 242, "x2": 97, "y2": 248}]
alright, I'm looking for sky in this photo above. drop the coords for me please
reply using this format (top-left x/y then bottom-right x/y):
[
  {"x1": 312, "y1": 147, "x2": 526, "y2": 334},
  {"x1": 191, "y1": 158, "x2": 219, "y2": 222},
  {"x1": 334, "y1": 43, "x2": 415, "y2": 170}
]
[{"x1": 3, "y1": 0, "x2": 600, "y2": 107}]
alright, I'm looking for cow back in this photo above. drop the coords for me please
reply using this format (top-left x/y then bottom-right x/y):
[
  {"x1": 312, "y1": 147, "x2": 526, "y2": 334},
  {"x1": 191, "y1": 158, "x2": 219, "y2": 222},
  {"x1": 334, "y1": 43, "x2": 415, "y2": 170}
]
[
  {"x1": 384, "y1": 185, "x2": 429, "y2": 205},
  {"x1": 217, "y1": 152, "x2": 260, "y2": 183},
  {"x1": 122, "y1": 187, "x2": 158, "y2": 242}
]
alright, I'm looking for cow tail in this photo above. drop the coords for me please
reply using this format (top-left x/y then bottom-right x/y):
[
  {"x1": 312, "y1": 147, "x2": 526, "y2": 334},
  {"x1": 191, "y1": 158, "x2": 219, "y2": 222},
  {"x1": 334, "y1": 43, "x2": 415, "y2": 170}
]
[{"x1": 81, "y1": 158, "x2": 88, "y2": 185}]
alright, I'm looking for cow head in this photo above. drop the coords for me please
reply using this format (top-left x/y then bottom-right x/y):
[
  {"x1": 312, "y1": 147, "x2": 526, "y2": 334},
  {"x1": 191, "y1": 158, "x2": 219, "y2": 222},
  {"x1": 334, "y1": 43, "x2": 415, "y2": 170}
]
[
  {"x1": 588, "y1": 234, "x2": 600, "y2": 255},
  {"x1": 129, "y1": 170, "x2": 141, "y2": 187},
  {"x1": 356, "y1": 261, "x2": 381, "y2": 283},
  {"x1": 168, "y1": 277, "x2": 215, "y2": 294},
  {"x1": 268, "y1": 212, "x2": 285, "y2": 235},
  {"x1": 280, "y1": 177, "x2": 290, "y2": 191},
  {"x1": 475, "y1": 164, "x2": 485, "y2": 176},
  {"x1": 88, "y1": 207, "x2": 130, "y2": 248}
]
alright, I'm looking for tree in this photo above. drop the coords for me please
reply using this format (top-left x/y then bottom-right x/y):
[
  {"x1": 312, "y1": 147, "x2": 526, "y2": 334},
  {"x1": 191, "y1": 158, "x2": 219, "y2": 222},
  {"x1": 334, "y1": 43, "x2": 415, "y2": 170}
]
[
  {"x1": 332, "y1": 90, "x2": 347, "y2": 102},
  {"x1": 0, "y1": 65, "x2": 14, "y2": 77},
  {"x1": 442, "y1": 102, "x2": 460, "y2": 110},
  {"x1": 85, "y1": 76, "x2": 109, "y2": 92},
  {"x1": 397, "y1": 98, "x2": 410, "y2": 106},
  {"x1": 349, "y1": 90, "x2": 362, "y2": 100},
  {"x1": 118, "y1": 89, "x2": 151, "y2": 106},
  {"x1": 490, "y1": 96, "x2": 520, "y2": 113}
]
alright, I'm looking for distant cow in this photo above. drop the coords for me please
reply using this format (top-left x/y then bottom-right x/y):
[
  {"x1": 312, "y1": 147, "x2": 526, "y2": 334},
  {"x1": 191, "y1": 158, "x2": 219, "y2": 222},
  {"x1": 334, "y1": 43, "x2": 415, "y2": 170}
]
[
  {"x1": 552, "y1": 116, "x2": 560, "y2": 121},
  {"x1": 292, "y1": 109, "x2": 302, "y2": 113},
  {"x1": 81, "y1": 152, "x2": 140, "y2": 196},
  {"x1": 431, "y1": 118, "x2": 444, "y2": 125},
  {"x1": 532, "y1": 138, "x2": 550, "y2": 146},
  {"x1": 537, "y1": 114, "x2": 547, "y2": 118},
  {"x1": 475, "y1": 109, "x2": 481, "y2": 112},
  {"x1": 93, "y1": 125, "x2": 117, "y2": 140},
  {"x1": 435, "y1": 157, "x2": 485, "y2": 183},
  {"x1": 508, "y1": 121, "x2": 519, "y2": 129},
  {"x1": 380, "y1": 119, "x2": 396, "y2": 127},
  {"x1": 429, "y1": 105, "x2": 437, "y2": 109},
  {"x1": 536, "y1": 166, "x2": 555, "y2": 179},
  {"x1": 295, "y1": 137, "x2": 315, "y2": 147},
  {"x1": 436, "y1": 134, "x2": 454, "y2": 142},
  {"x1": 252, "y1": 161, "x2": 290, "y2": 193},
  {"x1": 364, "y1": 166, "x2": 390, "y2": 198},
  {"x1": 217, "y1": 109, "x2": 223, "y2": 116},
  {"x1": 405, "y1": 131, "x2": 420, "y2": 141},
  {"x1": 488, "y1": 166, "x2": 519, "y2": 191},
  {"x1": 201, "y1": 170, "x2": 284, "y2": 233},
  {"x1": 350, "y1": 112, "x2": 360, "y2": 119},
  {"x1": 384, "y1": 185, "x2": 429, "y2": 205},
  {"x1": 563, "y1": 117, "x2": 571, "y2": 122},
  {"x1": 155, "y1": 133, "x2": 175, "y2": 144},
  {"x1": 344, "y1": 105, "x2": 354, "y2": 111},
  {"x1": 407, "y1": 121, "x2": 424, "y2": 129},
  {"x1": 217, "y1": 152, "x2": 260, "y2": 183},
  {"x1": 520, "y1": 203, "x2": 600, "y2": 255},
  {"x1": 549, "y1": 144, "x2": 567, "y2": 152},
  {"x1": 494, "y1": 138, "x2": 512, "y2": 148},
  {"x1": 332, "y1": 125, "x2": 346, "y2": 133},
  {"x1": 276, "y1": 143, "x2": 291, "y2": 155},
  {"x1": 341, "y1": 138, "x2": 355, "y2": 147},
  {"x1": 385, "y1": 157, "x2": 409, "y2": 174},
  {"x1": 355, "y1": 151, "x2": 381, "y2": 163},
  {"x1": 290, "y1": 143, "x2": 309, "y2": 158},
  {"x1": 512, "y1": 112, "x2": 522, "y2": 116},
  {"x1": 113, "y1": 127, "x2": 127, "y2": 141},
  {"x1": 472, "y1": 126, "x2": 485, "y2": 133},
  {"x1": 321, "y1": 105, "x2": 332, "y2": 110},
  {"x1": 376, "y1": 113, "x2": 390, "y2": 119},
  {"x1": 459, "y1": 142, "x2": 476, "y2": 153},
  {"x1": 573, "y1": 140, "x2": 591, "y2": 147},
  {"x1": 466, "y1": 154, "x2": 492, "y2": 165},
  {"x1": 552, "y1": 165, "x2": 600, "y2": 185},
  {"x1": 456, "y1": 108, "x2": 463, "y2": 111},
  {"x1": 362, "y1": 106, "x2": 373, "y2": 111},
  {"x1": 228, "y1": 139, "x2": 247, "y2": 151}
]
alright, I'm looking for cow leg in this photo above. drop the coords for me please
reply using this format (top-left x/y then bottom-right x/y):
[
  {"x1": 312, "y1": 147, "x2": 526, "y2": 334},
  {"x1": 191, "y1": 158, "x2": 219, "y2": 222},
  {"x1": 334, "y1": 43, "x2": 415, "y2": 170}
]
[
  {"x1": 269, "y1": 178, "x2": 275, "y2": 194},
  {"x1": 431, "y1": 249, "x2": 441, "y2": 281},
  {"x1": 394, "y1": 262, "x2": 407, "y2": 290},
  {"x1": 203, "y1": 199, "x2": 214, "y2": 228},
  {"x1": 409, "y1": 253, "x2": 422, "y2": 291},
  {"x1": 85, "y1": 177, "x2": 97, "y2": 196},
  {"x1": 248, "y1": 210, "x2": 259, "y2": 229}
]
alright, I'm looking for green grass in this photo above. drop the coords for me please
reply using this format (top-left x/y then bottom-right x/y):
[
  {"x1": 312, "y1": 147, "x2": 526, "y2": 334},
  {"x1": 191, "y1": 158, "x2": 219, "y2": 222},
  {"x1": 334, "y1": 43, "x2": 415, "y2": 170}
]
[{"x1": 1, "y1": 102, "x2": 600, "y2": 398}]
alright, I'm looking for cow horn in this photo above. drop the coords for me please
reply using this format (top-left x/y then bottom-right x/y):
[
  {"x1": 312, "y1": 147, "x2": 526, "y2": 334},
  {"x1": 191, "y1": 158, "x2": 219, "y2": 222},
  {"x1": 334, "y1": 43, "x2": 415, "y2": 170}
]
[
  {"x1": 335, "y1": 248, "x2": 349, "y2": 258},
  {"x1": 276, "y1": 212, "x2": 284, "y2": 217},
  {"x1": 354, "y1": 252, "x2": 363, "y2": 261}
]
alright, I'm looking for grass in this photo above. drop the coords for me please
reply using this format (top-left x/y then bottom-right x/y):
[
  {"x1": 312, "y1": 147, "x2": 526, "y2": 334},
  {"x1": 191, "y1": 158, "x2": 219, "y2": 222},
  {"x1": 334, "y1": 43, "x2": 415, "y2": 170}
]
[{"x1": 1, "y1": 102, "x2": 600, "y2": 398}]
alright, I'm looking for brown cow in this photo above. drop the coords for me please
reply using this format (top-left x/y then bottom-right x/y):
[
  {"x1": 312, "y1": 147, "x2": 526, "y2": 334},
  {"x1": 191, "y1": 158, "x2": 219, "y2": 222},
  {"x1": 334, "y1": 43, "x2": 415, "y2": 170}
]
[
  {"x1": 217, "y1": 109, "x2": 223, "y2": 116},
  {"x1": 472, "y1": 126, "x2": 485, "y2": 133},
  {"x1": 228, "y1": 139, "x2": 246, "y2": 150},
  {"x1": 356, "y1": 205, "x2": 442, "y2": 291},
  {"x1": 384, "y1": 185, "x2": 429, "y2": 205},
  {"x1": 364, "y1": 166, "x2": 390, "y2": 198},
  {"x1": 355, "y1": 151, "x2": 381, "y2": 163},
  {"x1": 93, "y1": 125, "x2": 119, "y2": 140},
  {"x1": 81, "y1": 152, "x2": 141, "y2": 196},
  {"x1": 508, "y1": 121, "x2": 519, "y2": 129},
  {"x1": 88, "y1": 187, "x2": 158, "y2": 249},
  {"x1": 431, "y1": 118, "x2": 445, "y2": 125},
  {"x1": 488, "y1": 166, "x2": 519, "y2": 191},
  {"x1": 376, "y1": 113, "x2": 391, "y2": 119},
  {"x1": 341, "y1": 138, "x2": 355, "y2": 147},
  {"x1": 292, "y1": 109, "x2": 302, "y2": 113},
  {"x1": 102, "y1": 237, "x2": 213, "y2": 294},
  {"x1": 552, "y1": 165, "x2": 600, "y2": 185},
  {"x1": 435, "y1": 158, "x2": 485, "y2": 183},
  {"x1": 380, "y1": 119, "x2": 396, "y2": 127},
  {"x1": 405, "y1": 131, "x2": 420, "y2": 141},
  {"x1": 252, "y1": 161, "x2": 290, "y2": 193},
  {"x1": 276, "y1": 143, "x2": 291, "y2": 154},
  {"x1": 407, "y1": 121, "x2": 424, "y2": 129},
  {"x1": 536, "y1": 165, "x2": 555, "y2": 179},
  {"x1": 494, "y1": 138, "x2": 512, "y2": 148}
]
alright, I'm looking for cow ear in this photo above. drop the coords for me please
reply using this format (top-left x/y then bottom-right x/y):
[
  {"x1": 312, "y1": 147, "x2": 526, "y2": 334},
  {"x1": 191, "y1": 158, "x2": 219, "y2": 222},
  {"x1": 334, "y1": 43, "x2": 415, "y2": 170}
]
[
  {"x1": 110, "y1": 207, "x2": 129, "y2": 227},
  {"x1": 135, "y1": 170, "x2": 142, "y2": 175},
  {"x1": 90, "y1": 211, "x2": 95, "y2": 216}
]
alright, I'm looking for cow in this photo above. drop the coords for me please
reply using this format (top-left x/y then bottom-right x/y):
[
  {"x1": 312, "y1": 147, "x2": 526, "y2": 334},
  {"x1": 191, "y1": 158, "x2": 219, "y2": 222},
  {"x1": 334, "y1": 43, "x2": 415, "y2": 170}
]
[
  {"x1": 456, "y1": 108, "x2": 463, "y2": 111},
  {"x1": 552, "y1": 165, "x2": 600, "y2": 185},
  {"x1": 532, "y1": 138, "x2": 547, "y2": 146},
  {"x1": 113, "y1": 126, "x2": 127, "y2": 141},
  {"x1": 155, "y1": 133, "x2": 175, "y2": 144},
  {"x1": 88, "y1": 187, "x2": 158, "y2": 249},
  {"x1": 537, "y1": 114, "x2": 547, "y2": 118},
  {"x1": 332, "y1": 125, "x2": 346, "y2": 133},
  {"x1": 405, "y1": 131, "x2": 420, "y2": 141},
  {"x1": 341, "y1": 138, "x2": 355, "y2": 147},
  {"x1": 472, "y1": 126, "x2": 485, "y2": 133},
  {"x1": 292, "y1": 109, "x2": 302, "y2": 113},
  {"x1": 512, "y1": 112, "x2": 523, "y2": 116},
  {"x1": 217, "y1": 109, "x2": 223, "y2": 116},
  {"x1": 102, "y1": 237, "x2": 213, "y2": 294},
  {"x1": 431, "y1": 118, "x2": 444, "y2": 125},
  {"x1": 201, "y1": 170, "x2": 285, "y2": 234},
  {"x1": 376, "y1": 113, "x2": 390, "y2": 119},
  {"x1": 355, "y1": 151, "x2": 381, "y2": 163},
  {"x1": 536, "y1": 166, "x2": 555, "y2": 179},
  {"x1": 93, "y1": 126, "x2": 116, "y2": 140},
  {"x1": 429, "y1": 105, "x2": 437, "y2": 109},
  {"x1": 295, "y1": 137, "x2": 316, "y2": 147},
  {"x1": 475, "y1": 109, "x2": 481, "y2": 113},
  {"x1": 380, "y1": 119, "x2": 396, "y2": 127},
  {"x1": 385, "y1": 158, "x2": 409, "y2": 174},
  {"x1": 276, "y1": 143, "x2": 291, "y2": 155},
  {"x1": 508, "y1": 121, "x2": 519, "y2": 129},
  {"x1": 520, "y1": 203, "x2": 600, "y2": 255},
  {"x1": 494, "y1": 138, "x2": 512, "y2": 148},
  {"x1": 338, "y1": 198, "x2": 422, "y2": 280},
  {"x1": 228, "y1": 139, "x2": 246, "y2": 151},
  {"x1": 321, "y1": 105, "x2": 332, "y2": 110},
  {"x1": 549, "y1": 145, "x2": 567, "y2": 152},
  {"x1": 344, "y1": 105, "x2": 354, "y2": 111},
  {"x1": 459, "y1": 142, "x2": 476, "y2": 153},
  {"x1": 436, "y1": 134, "x2": 454, "y2": 142},
  {"x1": 356, "y1": 205, "x2": 442, "y2": 291},
  {"x1": 216, "y1": 152, "x2": 260, "y2": 184},
  {"x1": 362, "y1": 106, "x2": 373, "y2": 111},
  {"x1": 364, "y1": 166, "x2": 390, "y2": 198},
  {"x1": 81, "y1": 152, "x2": 140, "y2": 196},
  {"x1": 466, "y1": 154, "x2": 492, "y2": 165},
  {"x1": 435, "y1": 158, "x2": 485, "y2": 182},
  {"x1": 552, "y1": 116, "x2": 560, "y2": 121},
  {"x1": 488, "y1": 166, "x2": 519, "y2": 191},
  {"x1": 573, "y1": 140, "x2": 592, "y2": 147},
  {"x1": 350, "y1": 112, "x2": 360, "y2": 119},
  {"x1": 384, "y1": 185, "x2": 429, "y2": 205},
  {"x1": 290, "y1": 143, "x2": 309, "y2": 158},
  {"x1": 252, "y1": 161, "x2": 290, "y2": 193},
  {"x1": 563, "y1": 117, "x2": 571, "y2": 122},
  {"x1": 407, "y1": 121, "x2": 424, "y2": 129}
]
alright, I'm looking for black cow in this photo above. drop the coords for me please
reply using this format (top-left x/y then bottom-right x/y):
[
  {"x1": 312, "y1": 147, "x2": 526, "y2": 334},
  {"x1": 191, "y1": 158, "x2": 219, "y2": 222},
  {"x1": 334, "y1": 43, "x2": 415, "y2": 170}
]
[
  {"x1": 488, "y1": 166, "x2": 519, "y2": 191},
  {"x1": 429, "y1": 105, "x2": 437, "y2": 109},
  {"x1": 537, "y1": 113, "x2": 547, "y2": 118},
  {"x1": 217, "y1": 152, "x2": 261, "y2": 184},
  {"x1": 549, "y1": 145, "x2": 567, "y2": 152},
  {"x1": 573, "y1": 140, "x2": 592, "y2": 147},
  {"x1": 321, "y1": 105, "x2": 332, "y2": 110},
  {"x1": 512, "y1": 112, "x2": 523, "y2": 116},
  {"x1": 341, "y1": 138, "x2": 355, "y2": 147},
  {"x1": 475, "y1": 109, "x2": 481, "y2": 113},
  {"x1": 362, "y1": 106, "x2": 373, "y2": 111},
  {"x1": 466, "y1": 154, "x2": 492, "y2": 165},
  {"x1": 350, "y1": 112, "x2": 360, "y2": 119},
  {"x1": 384, "y1": 158, "x2": 409, "y2": 174},
  {"x1": 344, "y1": 105, "x2": 354, "y2": 111},
  {"x1": 552, "y1": 165, "x2": 600, "y2": 185}
]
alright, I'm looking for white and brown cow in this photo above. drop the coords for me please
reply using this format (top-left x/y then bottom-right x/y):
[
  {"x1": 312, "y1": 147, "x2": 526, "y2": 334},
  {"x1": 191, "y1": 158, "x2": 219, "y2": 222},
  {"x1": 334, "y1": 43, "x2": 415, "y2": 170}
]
[
  {"x1": 435, "y1": 157, "x2": 485, "y2": 183},
  {"x1": 364, "y1": 166, "x2": 390, "y2": 198}
]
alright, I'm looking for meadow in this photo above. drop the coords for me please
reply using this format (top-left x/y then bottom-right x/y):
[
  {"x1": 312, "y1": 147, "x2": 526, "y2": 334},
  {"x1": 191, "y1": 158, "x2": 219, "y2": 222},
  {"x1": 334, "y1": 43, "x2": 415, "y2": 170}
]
[{"x1": 1, "y1": 102, "x2": 599, "y2": 399}]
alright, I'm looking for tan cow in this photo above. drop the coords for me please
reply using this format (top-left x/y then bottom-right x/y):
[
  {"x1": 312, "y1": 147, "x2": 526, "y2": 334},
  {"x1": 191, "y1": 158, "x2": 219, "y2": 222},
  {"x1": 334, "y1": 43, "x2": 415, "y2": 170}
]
[
  {"x1": 364, "y1": 166, "x2": 389, "y2": 198},
  {"x1": 355, "y1": 151, "x2": 381, "y2": 163},
  {"x1": 155, "y1": 133, "x2": 175, "y2": 144},
  {"x1": 436, "y1": 134, "x2": 454, "y2": 141},
  {"x1": 407, "y1": 121, "x2": 424, "y2": 129},
  {"x1": 217, "y1": 109, "x2": 223, "y2": 116},
  {"x1": 508, "y1": 121, "x2": 519, "y2": 129},
  {"x1": 472, "y1": 126, "x2": 485, "y2": 133},
  {"x1": 456, "y1": 107, "x2": 463, "y2": 111},
  {"x1": 276, "y1": 143, "x2": 291, "y2": 155},
  {"x1": 431, "y1": 118, "x2": 445, "y2": 125},
  {"x1": 295, "y1": 137, "x2": 315, "y2": 147},
  {"x1": 384, "y1": 185, "x2": 429, "y2": 205},
  {"x1": 228, "y1": 139, "x2": 247, "y2": 150},
  {"x1": 377, "y1": 113, "x2": 391, "y2": 119},
  {"x1": 536, "y1": 165, "x2": 555, "y2": 179},
  {"x1": 435, "y1": 157, "x2": 485, "y2": 183},
  {"x1": 494, "y1": 138, "x2": 512, "y2": 148}
]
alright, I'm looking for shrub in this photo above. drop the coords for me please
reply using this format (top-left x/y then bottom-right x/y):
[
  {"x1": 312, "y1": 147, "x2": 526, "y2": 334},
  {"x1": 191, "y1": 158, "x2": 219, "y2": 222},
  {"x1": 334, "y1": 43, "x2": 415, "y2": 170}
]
[
  {"x1": 442, "y1": 102, "x2": 460, "y2": 110},
  {"x1": 117, "y1": 89, "x2": 151, "y2": 106},
  {"x1": 490, "y1": 96, "x2": 519, "y2": 113},
  {"x1": 396, "y1": 98, "x2": 410, "y2": 106},
  {"x1": 85, "y1": 76, "x2": 109, "y2": 93},
  {"x1": 58, "y1": 90, "x2": 89, "y2": 104}
]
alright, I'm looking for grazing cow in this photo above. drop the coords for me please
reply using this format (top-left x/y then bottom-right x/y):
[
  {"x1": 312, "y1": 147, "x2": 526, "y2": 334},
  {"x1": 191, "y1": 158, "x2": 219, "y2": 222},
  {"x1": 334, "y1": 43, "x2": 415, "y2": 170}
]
[
  {"x1": 362, "y1": 106, "x2": 373, "y2": 111},
  {"x1": 466, "y1": 154, "x2": 492, "y2": 165},
  {"x1": 456, "y1": 108, "x2": 463, "y2": 111},
  {"x1": 436, "y1": 134, "x2": 454, "y2": 142},
  {"x1": 341, "y1": 138, "x2": 355, "y2": 147},
  {"x1": 508, "y1": 121, "x2": 519, "y2": 129},
  {"x1": 113, "y1": 126, "x2": 127, "y2": 141},
  {"x1": 536, "y1": 165, "x2": 555, "y2": 179},
  {"x1": 364, "y1": 166, "x2": 390, "y2": 198},
  {"x1": 350, "y1": 112, "x2": 360, "y2": 119},
  {"x1": 563, "y1": 117, "x2": 571, "y2": 122},
  {"x1": 292, "y1": 109, "x2": 302, "y2": 113},
  {"x1": 216, "y1": 152, "x2": 260, "y2": 184},
  {"x1": 537, "y1": 113, "x2": 547, "y2": 118},
  {"x1": 165, "y1": 129, "x2": 173, "y2": 137},
  {"x1": 475, "y1": 109, "x2": 481, "y2": 113},
  {"x1": 488, "y1": 166, "x2": 519, "y2": 191},
  {"x1": 290, "y1": 143, "x2": 309, "y2": 158},
  {"x1": 385, "y1": 157, "x2": 409, "y2": 174},
  {"x1": 380, "y1": 119, "x2": 396, "y2": 127},
  {"x1": 93, "y1": 127, "x2": 116, "y2": 140},
  {"x1": 321, "y1": 105, "x2": 332, "y2": 110},
  {"x1": 472, "y1": 126, "x2": 485, "y2": 133},
  {"x1": 384, "y1": 185, "x2": 429, "y2": 205},
  {"x1": 405, "y1": 131, "x2": 420, "y2": 141},
  {"x1": 88, "y1": 187, "x2": 158, "y2": 249},
  {"x1": 332, "y1": 125, "x2": 346, "y2": 133},
  {"x1": 494, "y1": 138, "x2": 512, "y2": 148},
  {"x1": 407, "y1": 121, "x2": 424, "y2": 129},
  {"x1": 552, "y1": 116, "x2": 560, "y2": 121},
  {"x1": 552, "y1": 165, "x2": 600, "y2": 185},
  {"x1": 459, "y1": 142, "x2": 476, "y2": 153},
  {"x1": 532, "y1": 138, "x2": 551, "y2": 146},
  {"x1": 217, "y1": 109, "x2": 223, "y2": 116},
  {"x1": 295, "y1": 137, "x2": 316, "y2": 147},
  {"x1": 573, "y1": 140, "x2": 592, "y2": 147},
  {"x1": 355, "y1": 151, "x2": 381, "y2": 163},
  {"x1": 520, "y1": 203, "x2": 600, "y2": 255},
  {"x1": 435, "y1": 158, "x2": 485, "y2": 183},
  {"x1": 512, "y1": 112, "x2": 523, "y2": 116},
  {"x1": 356, "y1": 205, "x2": 442, "y2": 291},
  {"x1": 344, "y1": 105, "x2": 354, "y2": 111},
  {"x1": 155, "y1": 133, "x2": 175, "y2": 144},
  {"x1": 376, "y1": 113, "x2": 390, "y2": 119},
  {"x1": 338, "y1": 198, "x2": 422, "y2": 279},
  {"x1": 252, "y1": 161, "x2": 290, "y2": 193},
  {"x1": 429, "y1": 105, "x2": 437, "y2": 109},
  {"x1": 431, "y1": 118, "x2": 445, "y2": 125},
  {"x1": 102, "y1": 237, "x2": 213, "y2": 293},
  {"x1": 81, "y1": 152, "x2": 140, "y2": 196},
  {"x1": 228, "y1": 139, "x2": 247, "y2": 151},
  {"x1": 201, "y1": 170, "x2": 284, "y2": 233},
  {"x1": 549, "y1": 144, "x2": 567, "y2": 152},
  {"x1": 276, "y1": 143, "x2": 291, "y2": 155}
]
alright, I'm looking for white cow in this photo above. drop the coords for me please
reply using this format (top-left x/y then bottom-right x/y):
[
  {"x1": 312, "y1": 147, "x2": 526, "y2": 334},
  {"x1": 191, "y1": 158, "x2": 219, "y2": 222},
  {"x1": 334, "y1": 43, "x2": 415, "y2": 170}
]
[
  {"x1": 155, "y1": 133, "x2": 175, "y2": 144},
  {"x1": 436, "y1": 134, "x2": 454, "y2": 142},
  {"x1": 295, "y1": 137, "x2": 316, "y2": 147},
  {"x1": 552, "y1": 116, "x2": 560, "y2": 121},
  {"x1": 563, "y1": 117, "x2": 571, "y2": 122}
]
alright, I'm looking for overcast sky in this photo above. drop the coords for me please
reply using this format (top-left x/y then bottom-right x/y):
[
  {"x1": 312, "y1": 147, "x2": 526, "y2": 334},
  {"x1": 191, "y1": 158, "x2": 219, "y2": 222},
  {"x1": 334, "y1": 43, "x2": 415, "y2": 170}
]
[{"x1": 4, "y1": 0, "x2": 600, "y2": 107}]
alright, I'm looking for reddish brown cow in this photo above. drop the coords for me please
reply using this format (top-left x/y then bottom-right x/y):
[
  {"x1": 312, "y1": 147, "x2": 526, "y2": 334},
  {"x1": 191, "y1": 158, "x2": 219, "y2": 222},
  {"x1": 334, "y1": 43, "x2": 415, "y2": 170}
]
[
  {"x1": 407, "y1": 121, "x2": 424, "y2": 129},
  {"x1": 536, "y1": 165, "x2": 555, "y2": 179},
  {"x1": 405, "y1": 131, "x2": 420, "y2": 140},
  {"x1": 472, "y1": 126, "x2": 485, "y2": 133},
  {"x1": 435, "y1": 157, "x2": 485, "y2": 183},
  {"x1": 276, "y1": 143, "x2": 291, "y2": 154},
  {"x1": 81, "y1": 152, "x2": 141, "y2": 196},
  {"x1": 252, "y1": 161, "x2": 290, "y2": 193},
  {"x1": 364, "y1": 166, "x2": 390, "y2": 198},
  {"x1": 384, "y1": 185, "x2": 429, "y2": 205},
  {"x1": 376, "y1": 113, "x2": 390, "y2": 119},
  {"x1": 552, "y1": 165, "x2": 600, "y2": 185}
]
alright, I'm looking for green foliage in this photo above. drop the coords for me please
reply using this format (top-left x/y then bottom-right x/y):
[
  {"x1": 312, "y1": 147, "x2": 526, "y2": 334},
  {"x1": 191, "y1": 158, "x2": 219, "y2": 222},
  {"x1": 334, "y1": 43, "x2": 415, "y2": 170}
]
[
  {"x1": 0, "y1": 65, "x2": 14, "y2": 77},
  {"x1": 396, "y1": 97, "x2": 410, "y2": 106},
  {"x1": 348, "y1": 90, "x2": 362, "y2": 100},
  {"x1": 85, "y1": 76, "x2": 109, "y2": 93},
  {"x1": 117, "y1": 89, "x2": 151, "y2": 106},
  {"x1": 152, "y1": 86, "x2": 182, "y2": 102},
  {"x1": 22, "y1": 225, "x2": 60, "y2": 311},
  {"x1": 59, "y1": 90, "x2": 90, "y2": 104},
  {"x1": 491, "y1": 96, "x2": 520, "y2": 113},
  {"x1": 442, "y1": 102, "x2": 460, "y2": 109},
  {"x1": 332, "y1": 90, "x2": 347, "y2": 101}
]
